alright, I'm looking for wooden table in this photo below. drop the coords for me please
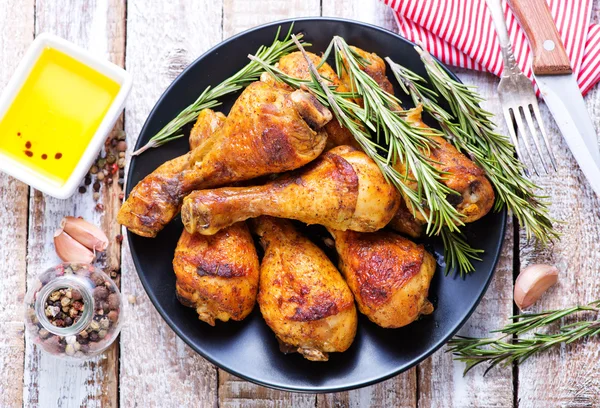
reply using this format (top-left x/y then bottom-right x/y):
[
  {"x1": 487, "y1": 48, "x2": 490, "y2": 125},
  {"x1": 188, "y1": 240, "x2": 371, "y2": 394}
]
[{"x1": 1, "y1": 0, "x2": 599, "y2": 406}]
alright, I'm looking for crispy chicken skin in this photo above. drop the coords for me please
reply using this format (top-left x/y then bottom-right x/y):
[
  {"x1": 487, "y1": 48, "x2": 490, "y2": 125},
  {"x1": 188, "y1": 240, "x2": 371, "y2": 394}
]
[
  {"x1": 330, "y1": 228, "x2": 436, "y2": 328},
  {"x1": 340, "y1": 46, "x2": 395, "y2": 96},
  {"x1": 173, "y1": 223, "x2": 259, "y2": 326},
  {"x1": 400, "y1": 107, "x2": 495, "y2": 224},
  {"x1": 118, "y1": 81, "x2": 330, "y2": 237},
  {"x1": 337, "y1": 46, "x2": 494, "y2": 225},
  {"x1": 181, "y1": 145, "x2": 400, "y2": 235},
  {"x1": 275, "y1": 51, "x2": 360, "y2": 149},
  {"x1": 252, "y1": 216, "x2": 357, "y2": 361},
  {"x1": 172, "y1": 110, "x2": 259, "y2": 326},
  {"x1": 388, "y1": 199, "x2": 425, "y2": 239},
  {"x1": 189, "y1": 108, "x2": 226, "y2": 150}
]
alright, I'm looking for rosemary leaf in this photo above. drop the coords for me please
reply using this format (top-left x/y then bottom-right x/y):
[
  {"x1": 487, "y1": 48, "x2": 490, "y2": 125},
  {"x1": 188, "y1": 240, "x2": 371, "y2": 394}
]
[
  {"x1": 440, "y1": 228, "x2": 483, "y2": 276},
  {"x1": 447, "y1": 301, "x2": 600, "y2": 375},
  {"x1": 132, "y1": 25, "x2": 308, "y2": 156},
  {"x1": 390, "y1": 48, "x2": 558, "y2": 243}
]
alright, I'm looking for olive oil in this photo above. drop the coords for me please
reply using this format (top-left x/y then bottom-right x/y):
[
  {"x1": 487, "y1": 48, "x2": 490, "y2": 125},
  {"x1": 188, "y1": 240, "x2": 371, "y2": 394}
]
[{"x1": 0, "y1": 47, "x2": 120, "y2": 186}]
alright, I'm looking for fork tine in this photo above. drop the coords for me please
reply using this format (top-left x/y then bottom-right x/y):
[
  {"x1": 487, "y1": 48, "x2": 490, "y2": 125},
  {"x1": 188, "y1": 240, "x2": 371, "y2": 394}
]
[
  {"x1": 512, "y1": 107, "x2": 541, "y2": 176},
  {"x1": 521, "y1": 105, "x2": 550, "y2": 174},
  {"x1": 530, "y1": 102, "x2": 558, "y2": 171},
  {"x1": 502, "y1": 107, "x2": 535, "y2": 176}
]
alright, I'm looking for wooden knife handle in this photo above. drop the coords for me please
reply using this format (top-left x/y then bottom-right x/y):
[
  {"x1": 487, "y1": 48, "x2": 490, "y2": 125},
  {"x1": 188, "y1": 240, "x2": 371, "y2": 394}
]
[{"x1": 506, "y1": 0, "x2": 572, "y2": 75}]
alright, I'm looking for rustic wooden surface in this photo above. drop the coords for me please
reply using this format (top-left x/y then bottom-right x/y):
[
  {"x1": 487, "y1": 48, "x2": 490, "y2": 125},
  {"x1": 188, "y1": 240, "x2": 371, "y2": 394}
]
[{"x1": 0, "y1": 0, "x2": 598, "y2": 407}]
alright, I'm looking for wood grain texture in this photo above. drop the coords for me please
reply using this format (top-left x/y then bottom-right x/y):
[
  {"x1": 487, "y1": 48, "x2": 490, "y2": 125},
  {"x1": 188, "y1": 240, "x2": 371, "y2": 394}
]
[
  {"x1": 223, "y1": 0, "x2": 321, "y2": 36},
  {"x1": 515, "y1": 6, "x2": 600, "y2": 405},
  {"x1": 217, "y1": 1, "x2": 321, "y2": 406},
  {"x1": 506, "y1": 0, "x2": 572, "y2": 75},
  {"x1": 119, "y1": 1, "x2": 223, "y2": 407},
  {"x1": 416, "y1": 70, "x2": 515, "y2": 408},
  {"x1": 0, "y1": 3, "x2": 33, "y2": 407},
  {"x1": 318, "y1": 2, "x2": 416, "y2": 407},
  {"x1": 22, "y1": 1, "x2": 125, "y2": 407}
]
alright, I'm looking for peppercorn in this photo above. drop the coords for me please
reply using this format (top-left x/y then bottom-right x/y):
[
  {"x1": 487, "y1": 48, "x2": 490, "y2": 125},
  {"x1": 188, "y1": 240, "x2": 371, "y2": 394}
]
[
  {"x1": 117, "y1": 141, "x2": 127, "y2": 152},
  {"x1": 107, "y1": 310, "x2": 119, "y2": 323},
  {"x1": 90, "y1": 165, "x2": 99, "y2": 174},
  {"x1": 108, "y1": 293, "x2": 120, "y2": 310},
  {"x1": 93, "y1": 286, "x2": 108, "y2": 301},
  {"x1": 96, "y1": 172, "x2": 105, "y2": 181},
  {"x1": 106, "y1": 154, "x2": 116, "y2": 164},
  {"x1": 93, "y1": 181, "x2": 101, "y2": 192}
]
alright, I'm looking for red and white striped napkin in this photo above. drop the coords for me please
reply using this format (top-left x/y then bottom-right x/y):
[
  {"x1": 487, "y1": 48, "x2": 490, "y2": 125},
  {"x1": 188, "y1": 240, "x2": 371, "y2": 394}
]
[{"x1": 382, "y1": 0, "x2": 600, "y2": 95}]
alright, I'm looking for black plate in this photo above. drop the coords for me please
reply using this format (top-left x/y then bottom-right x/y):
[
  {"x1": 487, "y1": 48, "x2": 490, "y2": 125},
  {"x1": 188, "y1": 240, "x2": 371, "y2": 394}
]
[{"x1": 126, "y1": 18, "x2": 506, "y2": 393}]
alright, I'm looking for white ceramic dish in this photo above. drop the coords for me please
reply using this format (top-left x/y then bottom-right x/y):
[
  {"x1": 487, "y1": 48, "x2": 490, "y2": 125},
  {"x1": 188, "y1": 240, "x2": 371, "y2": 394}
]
[{"x1": 0, "y1": 33, "x2": 132, "y2": 199}]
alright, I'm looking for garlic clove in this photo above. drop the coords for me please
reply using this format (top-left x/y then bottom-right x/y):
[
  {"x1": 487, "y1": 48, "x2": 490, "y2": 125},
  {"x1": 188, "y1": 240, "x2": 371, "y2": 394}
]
[
  {"x1": 61, "y1": 216, "x2": 109, "y2": 252},
  {"x1": 514, "y1": 264, "x2": 559, "y2": 310},
  {"x1": 54, "y1": 228, "x2": 96, "y2": 263}
]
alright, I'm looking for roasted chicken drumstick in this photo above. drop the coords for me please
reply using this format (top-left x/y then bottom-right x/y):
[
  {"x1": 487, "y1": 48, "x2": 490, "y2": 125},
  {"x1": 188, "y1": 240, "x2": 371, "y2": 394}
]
[
  {"x1": 173, "y1": 222, "x2": 259, "y2": 326},
  {"x1": 329, "y1": 228, "x2": 436, "y2": 328},
  {"x1": 173, "y1": 109, "x2": 259, "y2": 326},
  {"x1": 253, "y1": 216, "x2": 357, "y2": 361},
  {"x1": 276, "y1": 48, "x2": 494, "y2": 235},
  {"x1": 181, "y1": 145, "x2": 400, "y2": 235},
  {"x1": 118, "y1": 81, "x2": 331, "y2": 237}
]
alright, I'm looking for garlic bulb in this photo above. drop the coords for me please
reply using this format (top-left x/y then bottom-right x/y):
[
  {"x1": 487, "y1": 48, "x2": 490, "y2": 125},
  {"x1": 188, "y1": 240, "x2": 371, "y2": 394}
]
[
  {"x1": 514, "y1": 264, "x2": 559, "y2": 310},
  {"x1": 61, "y1": 216, "x2": 109, "y2": 251},
  {"x1": 54, "y1": 229, "x2": 95, "y2": 263}
]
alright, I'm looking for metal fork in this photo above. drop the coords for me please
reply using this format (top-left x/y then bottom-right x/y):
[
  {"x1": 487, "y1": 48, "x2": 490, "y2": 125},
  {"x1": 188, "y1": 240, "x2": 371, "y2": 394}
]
[{"x1": 486, "y1": 0, "x2": 557, "y2": 175}]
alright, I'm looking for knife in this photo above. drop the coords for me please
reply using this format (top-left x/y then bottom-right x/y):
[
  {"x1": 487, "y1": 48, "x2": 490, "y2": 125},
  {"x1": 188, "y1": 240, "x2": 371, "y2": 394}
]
[{"x1": 507, "y1": 0, "x2": 600, "y2": 195}]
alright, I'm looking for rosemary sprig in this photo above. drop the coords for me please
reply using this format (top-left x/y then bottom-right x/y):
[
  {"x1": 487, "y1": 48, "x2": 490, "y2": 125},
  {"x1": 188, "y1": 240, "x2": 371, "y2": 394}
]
[
  {"x1": 388, "y1": 49, "x2": 557, "y2": 243},
  {"x1": 448, "y1": 301, "x2": 600, "y2": 375},
  {"x1": 132, "y1": 26, "x2": 307, "y2": 156},
  {"x1": 440, "y1": 228, "x2": 483, "y2": 275},
  {"x1": 331, "y1": 37, "x2": 466, "y2": 236},
  {"x1": 250, "y1": 36, "x2": 482, "y2": 276}
]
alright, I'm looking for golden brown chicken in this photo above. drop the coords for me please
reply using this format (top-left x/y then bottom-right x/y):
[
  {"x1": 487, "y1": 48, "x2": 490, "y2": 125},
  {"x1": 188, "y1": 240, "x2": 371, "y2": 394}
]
[
  {"x1": 329, "y1": 228, "x2": 436, "y2": 328},
  {"x1": 275, "y1": 51, "x2": 360, "y2": 149},
  {"x1": 336, "y1": 47, "x2": 495, "y2": 225},
  {"x1": 387, "y1": 199, "x2": 425, "y2": 239},
  {"x1": 399, "y1": 107, "x2": 495, "y2": 224},
  {"x1": 339, "y1": 46, "x2": 395, "y2": 96},
  {"x1": 189, "y1": 108, "x2": 226, "y2": 150},
  {"x1": 252, "y1": 216, "x2": 357, "y2": 361},
  {"x1": 172, "y1": 109, "x2": 259, "y2": 326},
  {"x1": 274, "y1": 50, "x2": 423, "y2": 238},
  {"x1": 118, "y1": 81, "x2": 331, "y2": 237},
  {"x1": 181, "y1": 145, "x2": 400, "y2": 235},
  {"x1": 173, "y1": 223, "x2": 259, "y2": 325}
]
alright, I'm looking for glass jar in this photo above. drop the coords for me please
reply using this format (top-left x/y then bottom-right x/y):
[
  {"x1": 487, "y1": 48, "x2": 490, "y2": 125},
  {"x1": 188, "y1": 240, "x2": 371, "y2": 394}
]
[{"x1": 24, "y1": 263, "x2": 122, "y2": 359}]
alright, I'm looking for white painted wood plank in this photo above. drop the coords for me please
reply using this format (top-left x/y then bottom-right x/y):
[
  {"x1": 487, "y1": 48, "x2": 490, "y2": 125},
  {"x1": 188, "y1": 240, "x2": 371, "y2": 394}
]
[
  {"x1": 216, "y1": 1, "x2": 324, "y2": 406},
  {"x1": 223, "y1": 0, "x2": 321, "y2": 36},
  {"x1": 0, "y1": 2, "x2": 34, "y2": 407},
  {"x1": 516, "y1": 6, "x2": 600, "y2": 405},
  {"x1": 317, "y1": 2, "x2": 417, "y2": 406},
  {"x1": 119, "y1": 1, "x2": 223, "y2": 407},
  {"x1": 416, "y1": 69, "x2": 515, "y2": 408},
  {"x1": 22, "y1": 1, "x2": 125, "y2": 407}
]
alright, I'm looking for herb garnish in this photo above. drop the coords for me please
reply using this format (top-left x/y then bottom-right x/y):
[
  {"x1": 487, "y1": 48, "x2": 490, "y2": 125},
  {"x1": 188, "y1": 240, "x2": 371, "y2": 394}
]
[
  {"x1": 448, "y1": 300, "x2": 600, "y2": 375},
  {"x1": 387, "y1": 49, "x2": 557, "y2": 244},
  {"x1": 132, "y1": 26, "x2": 308, "y2": 155}
]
